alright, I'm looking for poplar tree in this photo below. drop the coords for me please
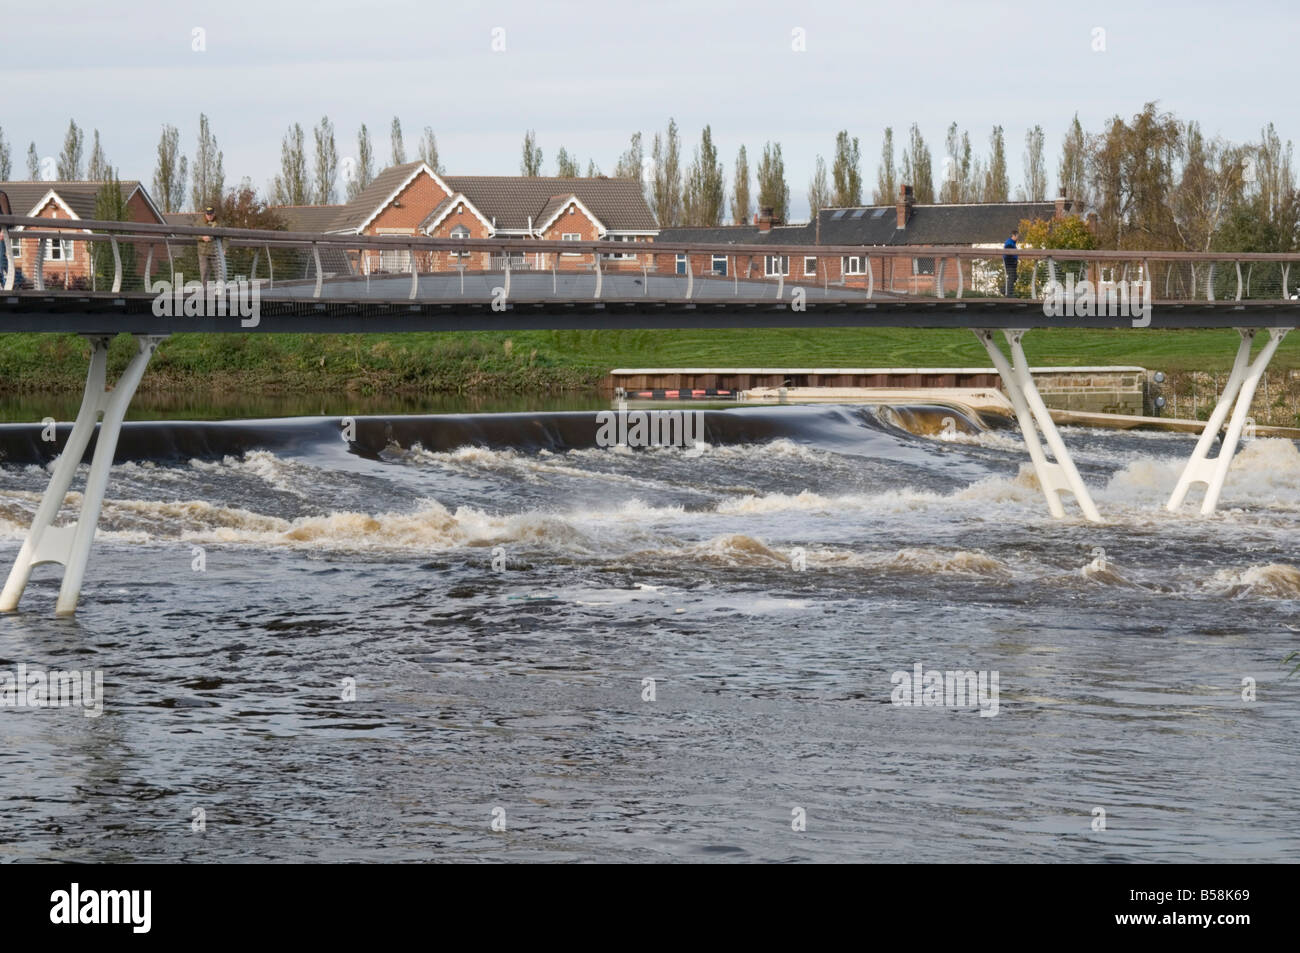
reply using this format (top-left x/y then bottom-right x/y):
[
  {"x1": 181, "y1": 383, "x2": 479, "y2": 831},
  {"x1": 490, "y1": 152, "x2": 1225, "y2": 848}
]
[
  {"x1": 807, "y1": 155, "x2": 831, "y2": 218},
  {"x1": 730, "y1": 145, "x2": 751, "y2": 224},
  {"x1": 347, "y1": 123, "x2": 375, "y2": 200},
  {"x1": 520, "y1": 130, "x2": 543, "y2": 176},
  {"x1": 390, "y1": 116, "x2": 406, "y2": 166},
  {"x1": 152, "y1": 124, "x2": 188, "y2": 213},
  {"x1": 418, "y1": 126, "x2": 444, "y2": 174},
  {"x1": 831, "y1": 131, "x2": 862, "y2": 206},
  {"x1": 755, "y1": 141, "x2": 789, "y2": 221},
  {"x1": 273, "y1": 122, "x2": 309, "y2": 206},
  {"x1": 191, "y1": 113, "x2": 225, "y2": 210},
  {"x1": 313, "y1": 116, "x2": 338, "y2": 204},
  {"x1": 57, "y1": 119, "x2": 84, "y2": 180},
  {"x1": 873, "y1": 127, "x2": 896, "y2": 203}
]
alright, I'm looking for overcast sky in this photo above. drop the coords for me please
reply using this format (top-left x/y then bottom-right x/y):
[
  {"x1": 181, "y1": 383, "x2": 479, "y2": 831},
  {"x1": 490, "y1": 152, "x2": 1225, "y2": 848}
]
[{"x1": 6, "y1": 0, "x2": 1295, "y2": 219}]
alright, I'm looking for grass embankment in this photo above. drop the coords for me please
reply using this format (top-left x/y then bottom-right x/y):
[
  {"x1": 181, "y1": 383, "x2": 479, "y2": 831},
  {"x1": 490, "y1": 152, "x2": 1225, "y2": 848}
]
[{"x1": 0, "y1": 328, "x2": 1296, "y2": 395}]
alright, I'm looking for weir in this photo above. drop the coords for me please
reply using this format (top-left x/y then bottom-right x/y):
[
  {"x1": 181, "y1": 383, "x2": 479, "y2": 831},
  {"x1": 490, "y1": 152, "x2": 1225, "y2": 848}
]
[{"x1": 0, "y1": 213, "x2": 1297, "y2": 612}]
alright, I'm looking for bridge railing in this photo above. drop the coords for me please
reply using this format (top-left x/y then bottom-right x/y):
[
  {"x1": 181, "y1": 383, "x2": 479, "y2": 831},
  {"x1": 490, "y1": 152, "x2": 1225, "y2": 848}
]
[{"x1": 2, "y1": 214, "x2": 1298, "y2": 305}]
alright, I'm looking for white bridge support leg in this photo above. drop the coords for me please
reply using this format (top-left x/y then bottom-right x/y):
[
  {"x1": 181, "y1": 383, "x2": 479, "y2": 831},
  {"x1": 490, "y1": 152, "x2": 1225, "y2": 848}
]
[
  {"x1": 974, "y1": 328, "x2": 1102, "y2": 522},
  {"x1": 1167, "y1": 327, "x2": 1292, "y2": 516},
  {"x1": 1, "y1": 334, "x2": 165, "y2": 615}
]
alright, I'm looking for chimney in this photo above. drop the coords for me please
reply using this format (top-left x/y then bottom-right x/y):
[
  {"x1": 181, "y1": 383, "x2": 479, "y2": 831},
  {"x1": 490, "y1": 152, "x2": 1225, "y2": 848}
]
[
  {"x1": 896, "y1": 184, "x2": 914, "y2": 229},
  {"x1": 757, "y1": 206, "x2": 775, "y2": 233},
  {"x1": 1054, "y1": 188, "x2": 1071, "y2": 219}
]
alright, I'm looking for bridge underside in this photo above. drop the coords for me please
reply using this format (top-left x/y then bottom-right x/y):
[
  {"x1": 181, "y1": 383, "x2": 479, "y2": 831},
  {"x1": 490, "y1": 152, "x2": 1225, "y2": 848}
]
[{"x1": 2, "y1": 290, "x2": 1298, "y2": 333}]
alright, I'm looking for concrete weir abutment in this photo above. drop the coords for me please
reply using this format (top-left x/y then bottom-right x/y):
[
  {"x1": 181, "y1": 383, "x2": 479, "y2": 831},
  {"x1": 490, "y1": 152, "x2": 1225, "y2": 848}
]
[{"x1": 0, "y1": 333, "x2": 166, "y2": 615}]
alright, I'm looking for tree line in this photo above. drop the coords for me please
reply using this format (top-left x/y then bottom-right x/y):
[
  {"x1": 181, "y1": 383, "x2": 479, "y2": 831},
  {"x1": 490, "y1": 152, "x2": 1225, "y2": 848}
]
[{"x1": 1, "y1": 103, "x2": 1294, "y2": 254}]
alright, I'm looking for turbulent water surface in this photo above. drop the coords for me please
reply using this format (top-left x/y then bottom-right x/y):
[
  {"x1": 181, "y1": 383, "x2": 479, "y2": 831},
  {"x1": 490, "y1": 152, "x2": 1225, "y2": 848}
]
[{"x1": 0, "y1": 403, "x2": 1297, "y2": 862}]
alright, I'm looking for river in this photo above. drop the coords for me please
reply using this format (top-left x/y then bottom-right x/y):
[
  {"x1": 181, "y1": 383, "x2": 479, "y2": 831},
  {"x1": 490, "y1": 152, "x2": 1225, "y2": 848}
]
[{"x1": 0, "y1": 400, "x2": 1297, "y2": 861}]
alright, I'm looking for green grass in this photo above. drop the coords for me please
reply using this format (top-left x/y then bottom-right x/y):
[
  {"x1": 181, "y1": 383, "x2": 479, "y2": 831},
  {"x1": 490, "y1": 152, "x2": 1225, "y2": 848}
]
[{"x1": 1, "y1": 327, "x2": 1295, "y2": 395}]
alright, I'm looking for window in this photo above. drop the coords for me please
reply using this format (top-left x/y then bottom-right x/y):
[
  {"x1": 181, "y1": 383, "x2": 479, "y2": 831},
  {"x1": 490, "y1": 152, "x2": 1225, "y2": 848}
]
[
  {"x1": 712, "y1": 254, "x2": 728, "y2": 276},
  {"x1": 843, "y1": 255, "x2": 863, "y2": 275},
  {"x1": 764, "y1": 254, "x2": 789, "y2": 277},
  {"x1": 804, "y1": 256, "x2": 818, "y2": 276},
  {"x1": 7, "y1": 236, "x2": 20, "y2": 259},
  {"x1": 379, "y1": 249, "x2": 411, "y2": 271},
  {"x1": 676, "y1": 254, "x2": 687, "y2": 275},
  {"x1": 912, "y1": 257, "x2": 935, "y2": 276},
  {"x1": 562, "y1": 232, "x2": 581, "y2": 256},
  {"x1": 45, "y1": 238, "x2": 74, "y2": 261},
  {"x1": 603, "y1": 235, "x2": 639, "y2": 260},
  {"x1": 449, "y1": 225, "x2": 470, "y2": 258}
]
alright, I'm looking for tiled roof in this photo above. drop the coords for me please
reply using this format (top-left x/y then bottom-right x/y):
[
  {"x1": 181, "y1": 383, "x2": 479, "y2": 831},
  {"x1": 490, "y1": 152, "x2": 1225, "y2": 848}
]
[
  {"x1": 326, "y1": 161, "x2": 428, "y2": 232},
  {"x1": 445, "y1": 176, "x2": 656, "y2": 232},
  {"x1": 417, "y1": 196, "x2": 458, "y2": 231},
  {"x1": 657, "y1": 223, "x2": 818, "y2": 245},
  {"x1": 271, "y1": 204, "x2": 348, "y2": 232},
  {"x1": 0, "y1": 180, "x2": 159, "y2": 222},
  {"x1": 817, "y1": 201, "x2": 1058, "y2": 245},
  {"x1": 164, "y1": 212, "x2": 201, "y2": 226}
]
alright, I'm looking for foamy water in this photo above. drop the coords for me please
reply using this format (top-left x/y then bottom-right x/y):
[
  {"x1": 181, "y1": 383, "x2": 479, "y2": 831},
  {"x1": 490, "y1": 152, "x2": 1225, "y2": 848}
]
[{"x1": 0, "y1": 405, "x2": 1297, "y2": 862}]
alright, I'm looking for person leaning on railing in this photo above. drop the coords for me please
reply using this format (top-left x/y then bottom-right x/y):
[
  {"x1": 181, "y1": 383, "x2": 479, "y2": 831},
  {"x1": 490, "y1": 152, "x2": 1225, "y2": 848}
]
[{"x1": 197, "y1": 204, "x2": 222, "y2": 284}]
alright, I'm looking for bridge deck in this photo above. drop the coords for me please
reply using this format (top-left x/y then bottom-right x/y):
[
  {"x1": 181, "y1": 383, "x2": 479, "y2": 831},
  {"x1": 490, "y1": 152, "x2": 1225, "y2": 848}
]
[{"x1": 3, "y1": 273, "x2": 1298, "y2": 333}]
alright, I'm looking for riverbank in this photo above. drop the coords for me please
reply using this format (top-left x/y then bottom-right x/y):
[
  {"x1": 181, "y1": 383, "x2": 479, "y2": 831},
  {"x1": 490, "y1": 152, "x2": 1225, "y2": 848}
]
[{"x1": 1, "y1": 328, "x2": 1297, "y2": 421}]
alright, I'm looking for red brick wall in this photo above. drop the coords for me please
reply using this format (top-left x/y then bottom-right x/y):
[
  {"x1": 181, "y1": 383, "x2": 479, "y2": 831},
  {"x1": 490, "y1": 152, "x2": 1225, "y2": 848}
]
[
  {"x1": 425, "y1": 203, "x2": 493, "y2": 271},
  {"x1": 538, "y1": 201, "x2": 601, "y2": 270},
  {"x1": 363, "y1": 169, "x2": 451, "y2": 234}
]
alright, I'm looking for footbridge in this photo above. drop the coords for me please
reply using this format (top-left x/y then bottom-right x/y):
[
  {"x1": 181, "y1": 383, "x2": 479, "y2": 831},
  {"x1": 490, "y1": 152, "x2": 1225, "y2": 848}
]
[{"x1": 1, "y1": 213, "x2": 1297, "y2": 612}]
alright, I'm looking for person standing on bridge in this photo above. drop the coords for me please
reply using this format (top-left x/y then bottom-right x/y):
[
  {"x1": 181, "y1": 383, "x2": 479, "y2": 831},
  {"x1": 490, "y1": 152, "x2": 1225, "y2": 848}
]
[
  {"x1": 197, "y1": 204, "x2": 222, "y2": 286},
  {"x1": 1003, "y1": 229, "x2": 1019, "y2": 297}
]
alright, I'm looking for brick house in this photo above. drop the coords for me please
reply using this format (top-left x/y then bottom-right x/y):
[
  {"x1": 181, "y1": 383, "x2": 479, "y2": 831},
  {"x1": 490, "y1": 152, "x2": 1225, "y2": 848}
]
[
  {"x1": 656, "y1": 186, "x2": 1074, "y2": 294},
  {"x1": 273, "y1": 161, "x2": 658, "y2": 276},
  {"x1": 0, "y1": 180, "x2": 166, "y2": 288}
]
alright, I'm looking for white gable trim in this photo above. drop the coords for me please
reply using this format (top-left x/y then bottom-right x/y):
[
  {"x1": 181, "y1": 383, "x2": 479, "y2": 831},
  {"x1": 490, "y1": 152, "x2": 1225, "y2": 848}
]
[
  {"x1": 533, "y1": 195, "x2": 606, "y2": 238},
  {"x1": 422, "y1": 193, "x2": 495, "y2": 236},
  {"x1": 21, "y1": 190, "x2": 91, "y2": 232},
  {"x1": 354, "y1": 162, "x2": 454, "y2": 234}
]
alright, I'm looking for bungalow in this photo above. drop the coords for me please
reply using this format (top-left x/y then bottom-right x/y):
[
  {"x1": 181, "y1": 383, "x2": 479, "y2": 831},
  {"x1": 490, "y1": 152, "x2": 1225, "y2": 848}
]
[
  {"x1": 0, "y1": 180, "x2": 166, "y2": 289},
  {"x1": 271, "y1": 161, "x2": 659, "y2": 275},
  {"x1": 656, "y1": 186, "x2": 1076, "y2": 294}
]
